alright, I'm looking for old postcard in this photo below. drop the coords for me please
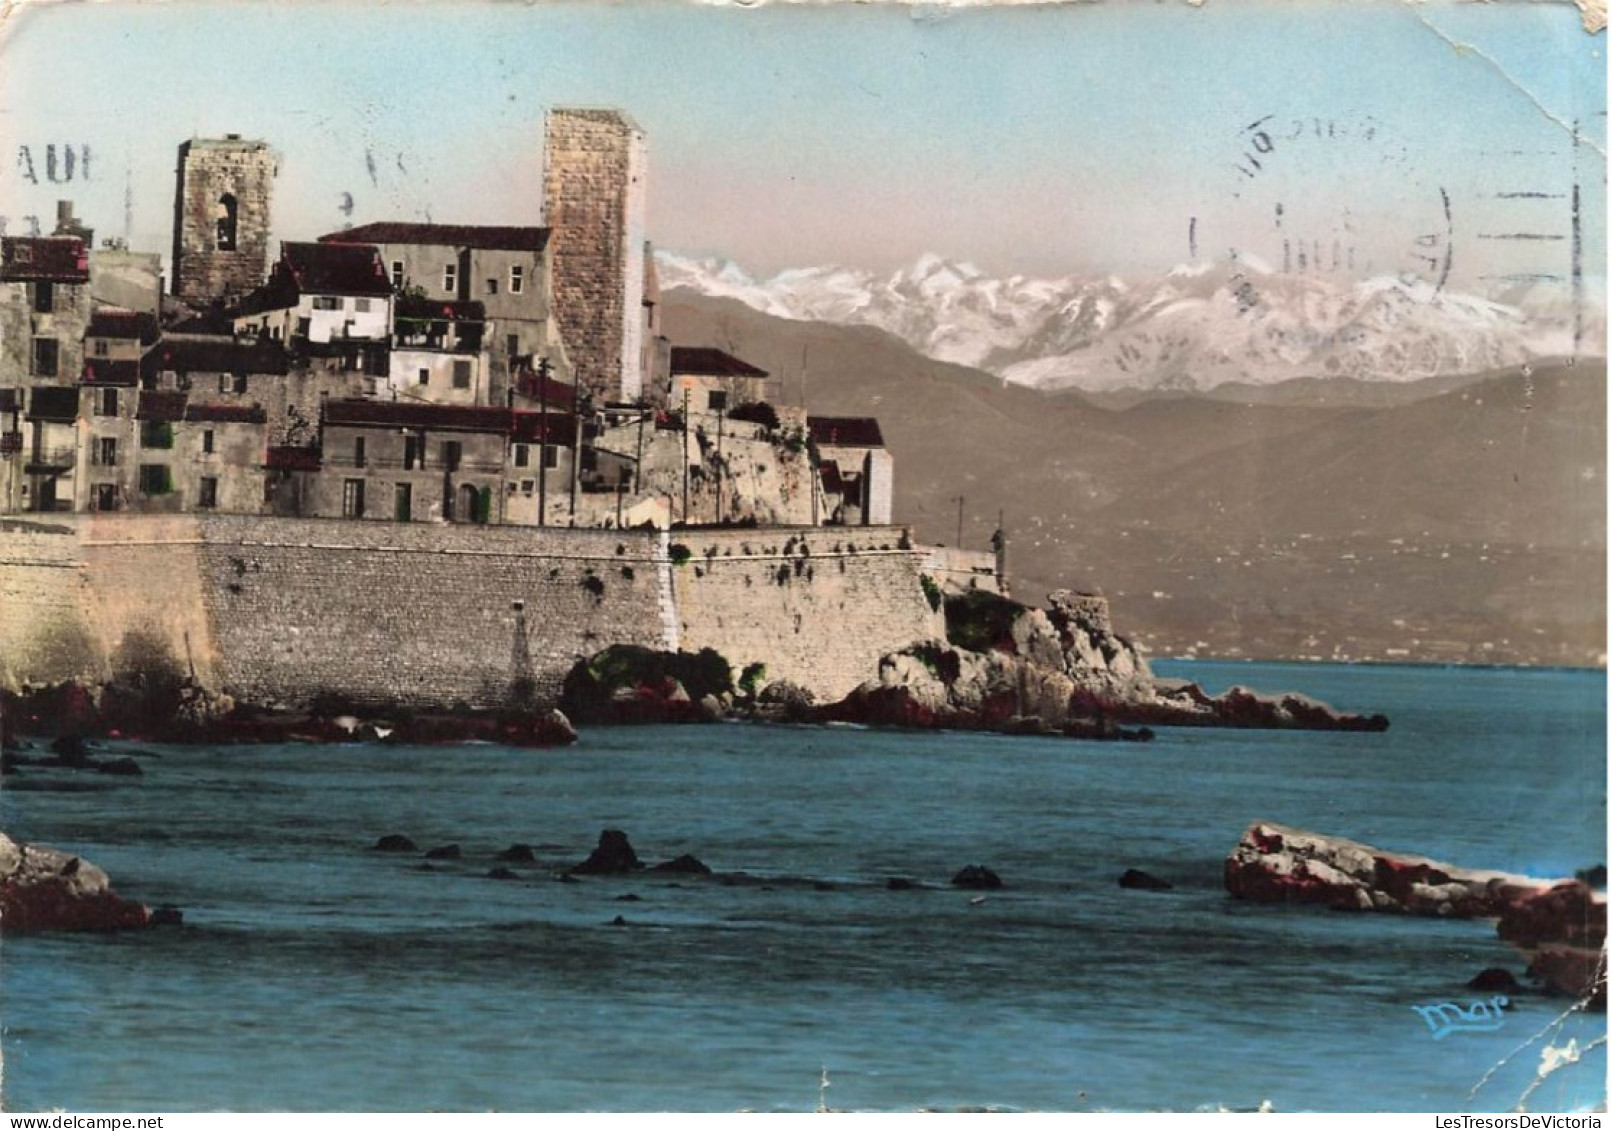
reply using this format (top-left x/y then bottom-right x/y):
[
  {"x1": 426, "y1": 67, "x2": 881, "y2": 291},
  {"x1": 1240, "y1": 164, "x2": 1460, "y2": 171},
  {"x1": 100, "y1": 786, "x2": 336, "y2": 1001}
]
[{"x1": 0, "y1": 0, "x2": 1604, "y2": 1116}]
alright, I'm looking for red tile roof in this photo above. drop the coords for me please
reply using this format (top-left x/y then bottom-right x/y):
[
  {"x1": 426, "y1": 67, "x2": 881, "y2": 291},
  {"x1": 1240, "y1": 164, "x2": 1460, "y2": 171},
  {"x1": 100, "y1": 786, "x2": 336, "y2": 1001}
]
[
  {"x1": 323, "y1": 398, "x2": 512, "y2": 434},
  {"x1": 669, "y1": 347, "x2": 768, "y2": 379},
  {"x1": 514, "y1": 369, "x2": 577, "y2": 409},
  {"x1": 143, "y1": 338, "x2": 291, "y2": 379},
  {"x1": 510, "y1": 411, "x2": 576, "y2": 446},
  {"x1": 319, "y1": 223, "x2": 550, "y2": 253},
  {"x1": 2, "y1": 237, "x2": 89, "y2": 283},
  {"x1": 267, "y1": 446, "x2": 322, "y2": 472},
  {"x1": 88, "y1": 309, "x2": 161, "y2": 343},
  {"x1": 185, "y1": 403, "x2": 267, "y2": 424},
  {"x1": 281, "y1": 242, "x2": 393, "y2": 297},
  {"x1": 27, "y1": 386, "x2": 79, "y2": 422},
  {"x1": 136, "y1": 391, "x2": 188, "y2": 422},
  {"x1": 80, "y1": 360, "x2": 141, "y2": 387},
  {"x1": 808, "y1": 416, "x2": 885, "y2": 448}
]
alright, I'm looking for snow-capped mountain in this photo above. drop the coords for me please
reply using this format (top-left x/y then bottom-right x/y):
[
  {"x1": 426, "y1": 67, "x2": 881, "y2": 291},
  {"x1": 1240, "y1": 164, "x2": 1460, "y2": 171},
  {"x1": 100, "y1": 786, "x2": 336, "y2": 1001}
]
[{"x1": 656, "y1": 251, "x2": 1593, "y2": 394}]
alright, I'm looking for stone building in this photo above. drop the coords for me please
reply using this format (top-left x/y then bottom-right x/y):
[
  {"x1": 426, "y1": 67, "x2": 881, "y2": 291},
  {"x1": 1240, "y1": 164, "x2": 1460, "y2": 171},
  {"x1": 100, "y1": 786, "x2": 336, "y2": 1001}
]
[
  {"x1": 172, "y1": 136, "x2": 277, "y2": 308},
  {"x1": 387, "y1": 297, "x2": 488, "y2": 407},
  {"x1": 668, "y1": 347, "x2": 770, "y2": 417},
  {"x1": 128, "y1": 391, "x2": 268, "y2": 514},
  {"x1": 232, "y1": 242, "x2": 392, "y2": 350},
  {"x1": 311, "y1": 399, "x2": 516, "y2": 524},
  {"x1": 542, "y1": 108, "x2": 647, "y2": 405},
  {"x1": 0, "y1": 236, "x2": 92, "y2": 513},
  {"x1": 809, "y1": 416, "x2": 895, "y2": 527},
  {"x1": 316, "y1": 222, "x2": 572, "y2": 406}
]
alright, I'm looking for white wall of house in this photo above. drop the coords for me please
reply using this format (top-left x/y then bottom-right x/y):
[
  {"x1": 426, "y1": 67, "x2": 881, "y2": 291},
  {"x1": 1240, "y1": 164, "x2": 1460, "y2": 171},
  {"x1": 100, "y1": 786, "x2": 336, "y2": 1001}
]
[
  {"x1": 386, "y1": 349, "x2": 487, "y2": 406},
  {"x1": 298, "y1": 292, "x2": 390, "y2": 344}
]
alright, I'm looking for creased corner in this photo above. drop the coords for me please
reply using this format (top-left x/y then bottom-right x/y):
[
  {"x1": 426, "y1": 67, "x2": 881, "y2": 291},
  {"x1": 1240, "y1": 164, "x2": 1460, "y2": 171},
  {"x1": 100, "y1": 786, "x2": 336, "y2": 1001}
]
[{"x1": 1578, "y1": 0, "x2": 1607, "y2": 35}]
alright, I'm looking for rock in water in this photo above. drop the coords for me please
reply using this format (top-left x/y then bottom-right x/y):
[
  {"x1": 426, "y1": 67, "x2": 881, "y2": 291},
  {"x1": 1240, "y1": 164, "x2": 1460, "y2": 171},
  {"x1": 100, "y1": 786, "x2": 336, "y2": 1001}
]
[
  {"x1": 951, "y1": 865, "x2": 1004, "y2": 890},
  {"x1": 650, "y1": 853, "x2": 712, "y2": 876},
  {"x1": 1226, "y1": 821, "x2": 1607, "y2": 1008},
  {"x1": 372, "y1": 834, "x2": 418, "y2": 853},
  {"x1": 0, "y1": 832, "x2": 154, "y2": 930},
  {"x1": 570, "y1": 829, "x2": 643, "y2": 875},
  {"x1": 1118, "y1": 868, "x2": 1174, "y2": 892}
]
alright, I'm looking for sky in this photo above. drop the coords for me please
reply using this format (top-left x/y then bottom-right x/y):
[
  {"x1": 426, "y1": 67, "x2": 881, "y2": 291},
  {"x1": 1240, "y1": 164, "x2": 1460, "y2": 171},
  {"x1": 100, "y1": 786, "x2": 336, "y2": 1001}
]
[{"x1": 0, "y1": 0, "x2": 1604, "y2": 298}]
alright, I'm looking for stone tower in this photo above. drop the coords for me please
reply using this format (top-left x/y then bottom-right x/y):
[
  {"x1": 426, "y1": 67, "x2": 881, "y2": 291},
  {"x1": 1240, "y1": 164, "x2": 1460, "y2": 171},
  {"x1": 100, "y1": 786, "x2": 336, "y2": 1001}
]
[
  {"x1": 171, "y1": 135, "x2": 276, "y2": 307},
  {"x1": 541, "y1": 109, "x2": 647, "y2": 404}
]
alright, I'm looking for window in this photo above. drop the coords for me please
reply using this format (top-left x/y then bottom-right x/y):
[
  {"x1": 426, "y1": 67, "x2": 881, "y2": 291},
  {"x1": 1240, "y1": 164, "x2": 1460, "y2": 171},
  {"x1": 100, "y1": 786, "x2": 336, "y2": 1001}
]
[
  {"x1": 452, "y1": 360, "x2": 472, "y2": 390},
  {"x1": 218, "y1": 372, "x2": 247, "y2": 394},
  {"x1": 138, "y1": 464, "x2": 173, "y2": 496},
  {"x1": 513, "y1": 443, "x2": 530, "y2": 468},
  {"x1": 140, "y1": 421, "x2": 174, "y2": 449},
  {"x1": 93, "y1": 340, "x2": 109, "y2": 358},
  {"x1": 355, "y1": 298, "x2": 372, "y2": 313},
  {"x1": 216, "y1": 194, "x2": 238, "y2": 251},
  {"x1": 354, "y1": 437, "x2": 366, "y2": 468},
  {"x1": 33, "y1": 281, "x2": 54, "y2": 313},
  {"x1": 394, "y1": 483, "x2": 412, "y2": 523},
  {"x1": 313, "y1": 296, "x2": 342, "y2": 311},
  {"x1": 485, "y1": 278, "x2": 498, "y2": 296},
  {"x1": 198, "y1": 477, "x2": 218, "y2": 509},
  {"x1": 443, "y1": 264, "x2": 457, "y2": 295},
  {"x1": 391, "y1": 261, "x2": 404, "y2": 290},
  {"x1": 342, "y1": 478, "x2": 366, "y2": 519},
  {"x1": 441, "y1": 440, "x2": 462, "y2": 472},
  {"x1": 509, "y1": 265, "x2": 524, "y2": 294},
  {"x1": 506, "y1": 334, "x2": 520, "y2": 359},
  {"x1": 96, "y1": 437, "x2": 117, "y2": 466},
  {"x1": 708, "y1": 390, "x2": 729, "y2": 413},
  {"x1": 202, "y1": 430, "x2": 215, "y2": 455},
  {"x1": 97, "y1": 388, "x2": 118, "y2": 417},
  {"x1": 521, "y1": 480, "x2": 534, "y2": 496},
  {"x1": 418, "y1": 368, "x2": 429, "y2": 386},
  {"x1": 542, "y1": 445, "x2": 559, "y2": 470},
  {"x1": 404, "y1": 435, "x2": 421, "y2": 470},
  {"x1": 31, "y1": 338, "x2": 58, "y2": 378}
]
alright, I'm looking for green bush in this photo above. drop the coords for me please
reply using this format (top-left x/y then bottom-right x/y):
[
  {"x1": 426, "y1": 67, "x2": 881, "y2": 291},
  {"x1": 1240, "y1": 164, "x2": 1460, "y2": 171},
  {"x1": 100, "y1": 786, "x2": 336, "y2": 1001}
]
[{"x1": 943, "y1": 589, "x2": 1026, "y2": 654}]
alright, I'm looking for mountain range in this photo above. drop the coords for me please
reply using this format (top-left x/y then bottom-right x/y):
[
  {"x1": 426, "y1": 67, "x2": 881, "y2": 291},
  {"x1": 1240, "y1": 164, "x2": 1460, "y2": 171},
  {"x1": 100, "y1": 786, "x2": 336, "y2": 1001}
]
[
  {"x1": 660, "y1": 288, "x2": 1605, "y2": 669},
  {"x1": 657, "y1": 251, "x2": 1598, "y2": 397}
]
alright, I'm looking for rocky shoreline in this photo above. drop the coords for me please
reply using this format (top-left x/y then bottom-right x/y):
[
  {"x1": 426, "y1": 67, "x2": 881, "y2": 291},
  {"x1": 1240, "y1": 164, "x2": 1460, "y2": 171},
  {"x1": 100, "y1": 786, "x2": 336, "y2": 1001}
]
[
  {"x1": 0, "y1": 831, "x2": 178, "y2": 932},
  {"x1": 2, "y1": 586, "x2": 1389, "y2": 753},
  {"x1": 1226, "y1": 821, "x2": 1607, "y2": 1009}
]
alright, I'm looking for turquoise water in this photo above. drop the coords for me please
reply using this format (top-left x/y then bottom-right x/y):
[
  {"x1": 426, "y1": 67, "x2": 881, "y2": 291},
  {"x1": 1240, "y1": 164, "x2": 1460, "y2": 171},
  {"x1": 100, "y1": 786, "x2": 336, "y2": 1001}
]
[{"x1": 1, "y1": 662, "x2": 1605, "y2": 1112}]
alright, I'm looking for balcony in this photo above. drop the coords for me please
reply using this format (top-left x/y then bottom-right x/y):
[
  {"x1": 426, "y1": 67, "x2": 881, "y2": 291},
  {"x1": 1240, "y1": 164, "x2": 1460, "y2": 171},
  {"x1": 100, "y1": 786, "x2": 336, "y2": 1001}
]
[{"x1": 25, "y1": 445, "x2": 76, "y2": 474}]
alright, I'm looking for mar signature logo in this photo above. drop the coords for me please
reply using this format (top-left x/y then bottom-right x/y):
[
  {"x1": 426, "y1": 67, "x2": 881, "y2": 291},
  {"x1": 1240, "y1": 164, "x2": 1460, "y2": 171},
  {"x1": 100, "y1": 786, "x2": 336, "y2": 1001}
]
[{"x1": 1412, "y1": 995, "x2": 1509, "y2": 1040}]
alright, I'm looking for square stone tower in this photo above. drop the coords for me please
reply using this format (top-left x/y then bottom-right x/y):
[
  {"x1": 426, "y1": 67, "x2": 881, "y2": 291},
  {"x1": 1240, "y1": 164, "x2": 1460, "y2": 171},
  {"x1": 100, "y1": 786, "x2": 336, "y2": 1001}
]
[
  {"x1": 171, "y1": 135, "x2": 277, "y2": 307},
  {"x1": 541, "y1": 109, "x2": 647, "y2": 405}
]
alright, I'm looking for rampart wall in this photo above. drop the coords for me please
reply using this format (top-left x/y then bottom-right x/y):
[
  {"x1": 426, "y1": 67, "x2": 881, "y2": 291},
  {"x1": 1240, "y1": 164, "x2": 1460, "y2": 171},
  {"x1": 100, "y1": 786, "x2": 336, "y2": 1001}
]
[
  {"x1": 0, "y1": 516, "x2": 941, "y2": 711},
  {"x1": 671, "y1": 527, "x2": 941, "y2": 703}
]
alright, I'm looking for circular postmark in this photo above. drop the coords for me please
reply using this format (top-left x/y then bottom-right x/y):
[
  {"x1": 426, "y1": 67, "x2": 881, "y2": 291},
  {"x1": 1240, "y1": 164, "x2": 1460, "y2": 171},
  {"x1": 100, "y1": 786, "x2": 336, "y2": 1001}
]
[{"x1": 1190, "y1": 113, "x2": 1455, "y2": 305}]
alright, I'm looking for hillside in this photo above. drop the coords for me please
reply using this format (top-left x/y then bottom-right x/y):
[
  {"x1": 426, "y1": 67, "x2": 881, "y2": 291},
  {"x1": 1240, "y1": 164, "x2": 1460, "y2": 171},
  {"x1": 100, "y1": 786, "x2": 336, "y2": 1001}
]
[{"x1": 663, "y1": 292, "x2": 1606, "y2": 667}]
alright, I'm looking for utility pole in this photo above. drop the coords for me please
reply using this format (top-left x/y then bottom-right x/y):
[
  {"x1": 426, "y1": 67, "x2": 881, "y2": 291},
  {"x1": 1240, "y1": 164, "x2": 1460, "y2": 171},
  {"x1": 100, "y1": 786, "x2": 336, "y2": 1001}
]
[
  {"x1": 715, "y1": 406, "x2": 725, "y2": 526},
  {"x1": 956, "y1": 494, "x2": 965, "y2": 549},
  {"x1": 535, "y1": 375, "x2": 547, "y2": 528},
  {"x1": 569, "y1": 409, "x2": 581, "y2": 525},
  {"x1": 634, "y1": 399, "x2": 646, "y2": 493}
]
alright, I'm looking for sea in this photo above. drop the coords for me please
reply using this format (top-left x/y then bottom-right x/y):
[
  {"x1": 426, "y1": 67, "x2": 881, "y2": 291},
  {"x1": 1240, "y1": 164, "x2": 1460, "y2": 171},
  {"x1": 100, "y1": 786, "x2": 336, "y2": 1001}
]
[{"x1": 1, "y1": 660, "x2": 1605, "y2": 1113}]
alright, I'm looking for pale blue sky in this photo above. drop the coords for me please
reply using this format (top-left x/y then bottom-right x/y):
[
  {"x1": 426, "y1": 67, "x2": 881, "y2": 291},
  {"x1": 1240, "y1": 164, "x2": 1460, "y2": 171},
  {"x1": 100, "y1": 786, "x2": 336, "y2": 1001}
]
[{"x1": 0, "y1": 0, "x2": 1602, "y2": 295}]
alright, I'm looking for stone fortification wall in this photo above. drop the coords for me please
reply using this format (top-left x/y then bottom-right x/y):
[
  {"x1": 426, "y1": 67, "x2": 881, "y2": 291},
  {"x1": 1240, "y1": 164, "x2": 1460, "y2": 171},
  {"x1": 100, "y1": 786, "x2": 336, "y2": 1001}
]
[
  {"x1": 1, "y1": 517, "x2": 943, "y2": 711},
  {"x1": 672, "y1": 526, "x2": 941, "y2": 703},
  {"x1": 190, "y1": 517, "x2": 668, "y2": 709},
  {"x1": 0, "y1": 514, "x2": 217, "y2": 691}
]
